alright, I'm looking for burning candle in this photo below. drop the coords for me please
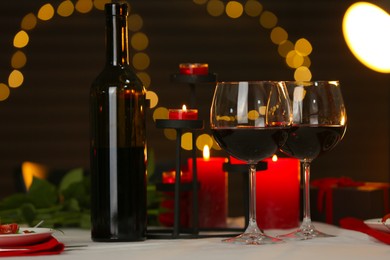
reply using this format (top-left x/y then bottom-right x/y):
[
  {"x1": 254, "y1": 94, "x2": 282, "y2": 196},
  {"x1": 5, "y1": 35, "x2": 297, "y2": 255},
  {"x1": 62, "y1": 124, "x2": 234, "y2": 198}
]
[
  {"x1": 229, "y1": 155, "x2": 300, "y2": 229},
  {"x1": 179, "y1": 63, "x2": 209, "y2": 75},
  {"x1": 187, "y1": 145, "x2": 228, "y2": 228},
  {"x1": 168, "y1": 105, "x2": 198, "y2": 120}
]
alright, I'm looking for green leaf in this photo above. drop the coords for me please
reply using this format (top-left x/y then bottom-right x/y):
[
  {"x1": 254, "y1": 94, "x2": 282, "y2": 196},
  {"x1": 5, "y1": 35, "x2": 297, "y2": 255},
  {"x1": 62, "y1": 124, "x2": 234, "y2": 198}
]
[
  {"x1": 0, "y1": 193, "x2": 30, "y2": 210},
  {"x1": 28, "y1": 177, "x2": 58, "y2": 208},
  {"x1": 20, "y1": 203, "x2": 36, "y2": 225},
  {"x1": 59, "y1": 168, "x2": 84, "y2": 193}
]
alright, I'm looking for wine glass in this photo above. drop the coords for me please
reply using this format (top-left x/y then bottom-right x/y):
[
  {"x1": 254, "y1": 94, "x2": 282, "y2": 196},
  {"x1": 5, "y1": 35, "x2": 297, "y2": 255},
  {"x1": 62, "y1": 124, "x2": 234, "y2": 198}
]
[
  {"x1": 210, "y1": 81, "x2": 292, "y2": 245},
  {"x1": 278, "y1": 80, "x2": 347, "y2": 240}
]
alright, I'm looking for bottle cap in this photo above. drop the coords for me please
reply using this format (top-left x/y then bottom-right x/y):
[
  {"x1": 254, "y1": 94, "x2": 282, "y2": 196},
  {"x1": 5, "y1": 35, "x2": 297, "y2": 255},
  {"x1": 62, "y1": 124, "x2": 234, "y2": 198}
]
[{"x1": 105, "y1": 2, "x2": 128, "y2": 16}]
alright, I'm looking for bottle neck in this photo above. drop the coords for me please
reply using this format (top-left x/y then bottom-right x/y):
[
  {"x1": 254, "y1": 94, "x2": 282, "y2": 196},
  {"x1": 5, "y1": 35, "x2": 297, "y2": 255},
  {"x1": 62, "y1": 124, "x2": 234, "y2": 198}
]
[{"x1": 105, "y1": 13, "x2": 129, "y2": 66}]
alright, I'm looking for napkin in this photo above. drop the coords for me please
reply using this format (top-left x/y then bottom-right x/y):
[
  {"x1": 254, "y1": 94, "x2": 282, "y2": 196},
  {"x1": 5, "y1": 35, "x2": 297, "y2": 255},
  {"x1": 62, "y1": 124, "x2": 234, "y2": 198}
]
[
  {"x1": 339, "y1": 217, "x2": 390, "y2": 245},
  {"x1": 0, "y1": 236, "x2": 64, "y2": 256}
]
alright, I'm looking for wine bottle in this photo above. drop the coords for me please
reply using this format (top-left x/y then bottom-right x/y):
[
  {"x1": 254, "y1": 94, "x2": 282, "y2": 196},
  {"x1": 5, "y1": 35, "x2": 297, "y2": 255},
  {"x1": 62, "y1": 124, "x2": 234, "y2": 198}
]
[{"x1": 90, "y1": 2, "x2": 147, "y2": 242}]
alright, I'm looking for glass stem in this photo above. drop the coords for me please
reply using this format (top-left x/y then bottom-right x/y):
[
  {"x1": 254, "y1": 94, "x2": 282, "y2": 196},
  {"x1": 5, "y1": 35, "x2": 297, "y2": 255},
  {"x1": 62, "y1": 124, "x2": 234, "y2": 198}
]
[
  {"x1": 301, "y1": 160, "x2": 313, "y2": 229},
  {"x1": 245, "y1": 164, "x2": 262, "y2": 234}
]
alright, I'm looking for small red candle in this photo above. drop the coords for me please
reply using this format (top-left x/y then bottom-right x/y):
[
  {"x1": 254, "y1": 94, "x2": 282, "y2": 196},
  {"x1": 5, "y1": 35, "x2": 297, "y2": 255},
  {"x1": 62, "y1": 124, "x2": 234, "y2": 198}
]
[
  {"x1": 179, "y1": 63, "x2": 209, "y2": 75},
  {"x1": 230, "y1": 155, "x2": 300, "y2": 229},
  {"x1": 187, "y1": 145, "x2": 228, "y2": 228},
  {"x1": 159, "y1": 170, "x2": 192, "y2": 227},
  {"x1": 168, "y1": 105, "x2": 198, "y2": 120}
]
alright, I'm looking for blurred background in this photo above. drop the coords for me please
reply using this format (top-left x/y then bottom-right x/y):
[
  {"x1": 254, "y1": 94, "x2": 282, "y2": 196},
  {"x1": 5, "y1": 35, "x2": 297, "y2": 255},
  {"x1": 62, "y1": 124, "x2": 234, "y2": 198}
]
[{"x1": 0, "y1": 0, "x2": 389, "y2": 199}]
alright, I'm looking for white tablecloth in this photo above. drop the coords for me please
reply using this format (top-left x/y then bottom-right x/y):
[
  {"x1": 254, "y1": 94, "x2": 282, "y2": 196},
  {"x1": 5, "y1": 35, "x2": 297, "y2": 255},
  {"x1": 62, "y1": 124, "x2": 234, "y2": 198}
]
[{"x1": 5, "y1": 222, "x2": 390, "y2": 260}]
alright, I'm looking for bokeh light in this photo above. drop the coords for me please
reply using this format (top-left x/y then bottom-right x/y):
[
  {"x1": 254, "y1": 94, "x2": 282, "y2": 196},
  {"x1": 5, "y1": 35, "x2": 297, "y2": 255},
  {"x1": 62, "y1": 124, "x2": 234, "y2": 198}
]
[
  {"x1": 37, "y1": 3, "x2": 55, "y2": 21},
  {"x1": 75, "y1": 0, "x2": 93, "y2": 14},
  {"x1": 11, "y1": 51, "x2": 27, "y2": 69},
  {"x1": 13, "y1": 30, "x2": 29, "y2": 48},
  {"x1": 207, "y1": 0, "x2": 225, "y2": 17},
  {"x1": 131, "y1": 32, "x2": 149, "y2": 51},
  {"x1": 128, "y1": 14, "x2": 143, "y2": 32},
  {"x1": 343, "y1": 2, "x2": 390, "y2": 73},
  {"x1": 57, "y1": 0, "x2": 75, "y2": 17},
  {"x1": 8, "y1": 70, "x2": 24, "y2": 88},
  {"x1": 181, "y1": 132, "x2": 193, "y2": 151},
  {"x1": 196, "y1": 134, "x2": 213, "y2": 151},
  {"x1": 0, "y1": 83, "x2": 10, "y2": 101},
  {"x1": 270, "y1": 26, "x2": 288, "y2": 44},
  {"x1": 226, "y1": 1, "x2": 244, "y2": 19},
  {"x1": 21, "y1": 13, "x2": 37, "y2": 31},
  {"x1": 294, "y1": 66, "x2": 312, "y2": 81},
  {"x1": 259, "y1": 11, "x2": 277, "y2": 29},
  {"x1": 244, "y1": 0, "x2": 263, "y2": 17},
  {"x1": 146, "y1": 90, "x2": 158, "y2": 108},
  {"x1": 133, "y1": 53, "x2": 150, "y2": 70}
]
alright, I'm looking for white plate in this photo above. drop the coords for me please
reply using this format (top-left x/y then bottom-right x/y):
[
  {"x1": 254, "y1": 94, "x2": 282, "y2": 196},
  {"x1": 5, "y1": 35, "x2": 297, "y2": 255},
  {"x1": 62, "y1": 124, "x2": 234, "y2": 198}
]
[
  {"x1": 0, "y1": 228, "x2": 54, "y2": 247},
  {"x1": 364, "y1": 218, "x2": 390, "y2": 233}
]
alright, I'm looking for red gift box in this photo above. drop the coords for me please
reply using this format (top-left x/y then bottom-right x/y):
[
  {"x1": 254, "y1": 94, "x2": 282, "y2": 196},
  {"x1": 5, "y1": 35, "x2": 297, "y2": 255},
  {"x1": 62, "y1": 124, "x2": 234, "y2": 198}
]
[{"x1": 310, "y1": 177, "x2": 390, "y2": 224}]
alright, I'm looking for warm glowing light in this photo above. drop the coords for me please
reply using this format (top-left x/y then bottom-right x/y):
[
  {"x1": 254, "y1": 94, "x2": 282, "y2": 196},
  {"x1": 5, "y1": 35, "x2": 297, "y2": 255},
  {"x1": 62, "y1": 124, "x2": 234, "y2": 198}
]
[
  {"x1": 272, "y1": 154, "x2": 278, "y2": 162},
  {"x1": 11, "y1": 51, "x2": 27, "y2": 69},
  {"x1": 133, "y1": 53, "x2": 150, "y2": 70},
  {"x1": 343, "y1": 2, "x2": 390, "y2": 73},
  {"x1": 37, "y1": 4, "x2": 55, "y2": 21},
  {"x1": 152, "y1": 107, "x2": 169, "y2": 121},
  {"x1": 131, "y1": 32, "x2": 149, "y2": 51},
  {"x1": 21, "y1": 13, "x2": 37, "y2": 30},
  {"x1": 295, "y1": 38, "x2": 312, "y2": 56},
  {"x1": 207, "y1": 0, "x2": 225, "y2": 17},
  {"x1": 182, "y1": 104, "x2": 187, "y2": 111},
  {"x1": 181, "y1": 132, "x2": 193, "y2": 150},
  {"x1": 75, "y1": 0, "x2": 93, "y2": 13},
  {"x1": 146, "y1": 90, "x2": 158, "y2": 108},
  {"x1": 13, "y1": 30, "x2": 29, "y2": 48},
  {"x1": 0, "y1": 83, "x2": 10, "y2": 101},
  {"x1": 278, "y1": 40, "x2": 294, "y2": 57},
  {"x1": 244, "y1": 0, "x2": 263, "y2": 17},
  {"x1": 8, "y1": 70, "x2": 24, "y2": 88},
  {"x1": 294, "y1": 66, "x2": 312, "y2": 81},
  {"x1": 128, "y1": 14, "x2": 143, "y2": 31},
  {"x1": 196, "y1": 134, "x2": 213, "y2": 151},
  {"x1": 226, "y1": 1, "x2": 244, "y2": 19},
  {"x1": 286, "y1": 50, "x2": 304, "y2": 68},
  {"x1": 164, "y1": 129, "x2": 176, "y2": 140},
  {"x1": 203, "y1": 145, "x2": 210, "y2": 160},
  {"x1": 21, "y1": 161, "x2": 49, "y2": 191},
  {"x1": 270, "y1": 26, "x2": 288, "y2": 44},
  {"x1": 57, "y1": 0, "x2": 75, "y2": 17},
  {"x1": 259, "y1": 11, "x2": 277, "y2": 29},
  {"x1": 248, "y1": 110, "x2": 260, "y2": 120}
]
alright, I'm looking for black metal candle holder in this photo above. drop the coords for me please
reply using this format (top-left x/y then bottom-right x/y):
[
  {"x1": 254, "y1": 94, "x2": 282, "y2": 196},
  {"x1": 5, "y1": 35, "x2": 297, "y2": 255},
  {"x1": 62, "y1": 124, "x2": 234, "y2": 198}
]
[{"x1": 147, "y1": 119, "x2": 203, "y2": 239}]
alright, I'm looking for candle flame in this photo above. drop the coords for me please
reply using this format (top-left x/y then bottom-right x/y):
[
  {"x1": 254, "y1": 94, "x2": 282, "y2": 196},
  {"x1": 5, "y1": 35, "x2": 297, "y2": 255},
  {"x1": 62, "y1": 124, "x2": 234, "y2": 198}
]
[
  {"x1": 203, "y1": 145, "x2": 210, "y2": 160},
  {"x1": 272, "y1": 154, "x2": 278, "y2": 162},
  {"x1": 182, "y1": 104, "x2": 187, "y2": 111}
]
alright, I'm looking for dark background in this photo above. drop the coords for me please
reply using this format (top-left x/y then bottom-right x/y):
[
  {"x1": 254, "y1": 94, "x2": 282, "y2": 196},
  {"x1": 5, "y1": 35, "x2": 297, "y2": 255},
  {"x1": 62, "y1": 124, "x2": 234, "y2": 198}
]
[{"x1": 0, "y1": 0, "x2": 389, "y2": 199}]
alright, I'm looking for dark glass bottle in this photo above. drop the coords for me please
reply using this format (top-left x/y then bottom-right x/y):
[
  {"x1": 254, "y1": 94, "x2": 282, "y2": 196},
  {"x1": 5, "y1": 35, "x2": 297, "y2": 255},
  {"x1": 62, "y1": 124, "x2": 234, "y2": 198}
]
[{"x1": 90, "y1": 2, "x2": 147, "y2": 242}]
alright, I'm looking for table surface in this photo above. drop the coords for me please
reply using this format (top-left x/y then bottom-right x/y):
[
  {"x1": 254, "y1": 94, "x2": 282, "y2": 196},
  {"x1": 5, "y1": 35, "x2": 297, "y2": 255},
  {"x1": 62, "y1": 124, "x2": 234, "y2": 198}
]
[{"x1": 4, "y1": 222, "x2": 390, "y2": 260}]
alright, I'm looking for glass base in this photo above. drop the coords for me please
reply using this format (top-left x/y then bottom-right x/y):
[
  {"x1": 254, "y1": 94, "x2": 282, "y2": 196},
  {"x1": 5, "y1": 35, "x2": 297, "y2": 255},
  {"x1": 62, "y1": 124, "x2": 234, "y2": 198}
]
[
  {"x1": 222, "y1": 220, "x2": 284, "y2": 245},
  {"x1": 222, "y1": 232, "x2": 283, "y2": 245},
  {"x1": 277, "y1": 222, "x2": 335, "y2": 240}
]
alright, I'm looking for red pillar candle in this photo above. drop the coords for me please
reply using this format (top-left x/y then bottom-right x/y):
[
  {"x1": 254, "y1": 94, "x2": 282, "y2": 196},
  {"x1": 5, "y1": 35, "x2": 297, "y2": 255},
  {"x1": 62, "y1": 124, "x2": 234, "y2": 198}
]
[
  {"x1": 179, "y1": 63, "x2": 209, "y2": 75},
  {"x1": 256, "y1": 156, "x2": 300, "y2": 229},
  {"x1": 230, "y1": 156, "x2": 300, "y2": 229},
  {"x1": 187, "y1": 145, "x2": 228, "y2": 228},
  {"x1": 168, "y1": 105, "x2": 198, "y2": 120}
]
